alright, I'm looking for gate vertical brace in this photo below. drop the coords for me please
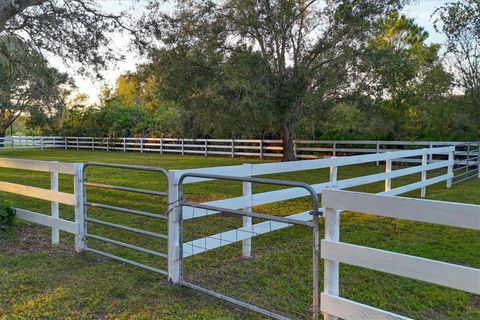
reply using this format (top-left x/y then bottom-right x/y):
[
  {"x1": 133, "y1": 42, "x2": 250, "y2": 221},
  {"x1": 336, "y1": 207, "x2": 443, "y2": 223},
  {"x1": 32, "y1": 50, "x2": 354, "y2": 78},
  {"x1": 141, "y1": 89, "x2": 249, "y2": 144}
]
[
  {"x1": 168, "y1": 170, "x2": 182, "y2": 284},
  {"x1": 74, "y1": 163, "x2": 85, "y2": 252}
]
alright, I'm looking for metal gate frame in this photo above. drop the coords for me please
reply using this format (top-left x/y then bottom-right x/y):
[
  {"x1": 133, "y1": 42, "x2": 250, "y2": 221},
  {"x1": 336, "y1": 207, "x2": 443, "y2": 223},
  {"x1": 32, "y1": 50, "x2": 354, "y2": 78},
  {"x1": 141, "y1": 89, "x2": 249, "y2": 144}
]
[
  {"x1": 82, "y1": 162, "x2": 170, "y2": 275},
  {"x1": 177, "y1": 172, "x2": 321, "y2": 320},
  {"x1": 453, "y1": 142, "x2": 480, "y2": 185}
]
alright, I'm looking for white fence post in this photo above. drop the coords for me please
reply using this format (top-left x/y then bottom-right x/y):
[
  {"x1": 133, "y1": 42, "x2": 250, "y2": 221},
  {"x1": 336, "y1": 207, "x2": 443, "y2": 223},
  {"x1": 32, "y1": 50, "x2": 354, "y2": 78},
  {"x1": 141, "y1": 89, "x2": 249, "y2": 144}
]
[
  {"x1": 64, "y1": 137, "x2": 67, "y2": 150},
  {"x1": 231, "y1": 139, "x2": 235, "y2": 158},
  {"x1": 40, "y1": 137, "x2": 44, "y2": 151},
  {"x1": 140, "y1": 138, "x2": 144, "y2": 153},
  {"x1": 294, "y1": 140, "x2": 297, "y2": 159},
  {"x1": 91, "y1": 137, "x2": 94, "y2": 151},
  {"x1": 51, "y1": 163, "x2": 59, "y2": 245},
  {"x1": 76, "y1": 137, "x2": 79, "y2": 150},
  {"x1": 74, "y1": 163, "x2": 85, "y2": 252},
  {"x1": 160, "y1": 138, "x2": 163, "y2": 154},
  {"x1": 421, "y1": 154, "x2": 427, "y2": 198},
  {"x1": 385, "y1": 158, "x2": 392, "y2": 191},
  {"x1": 204, "y1": 139, "x2": 208, "y2": 156},
  {"x1": 242, "y1": 164, "x2": 252, "y2": 258},
  {"x1": 181, "y1": 138, "x2": 185, "y2": 155},
  {"x1": 168, "y1": 171, "x2": 181, "y2": 284},
  {"x1": 123, "y1": 138, "x2": 126, "y2": 152},
  {"x1": 324, "y1": 205, "x2": 340, "y2": 320},
  {"x1": 259, "y1": 140, "x2": 263, "y2": 159},
  {"x1": 333, "y1": 142, "x2": 337, "y2": 157},
  {"x1": 376, "y1": 142, "x2": 380, "y2": 166},
  {"x1": 477, "y1": 142, "x2": 480, "y2": 178},
  {"x1": 447, "y1": 150, "x2": 454, "y2": 188}
]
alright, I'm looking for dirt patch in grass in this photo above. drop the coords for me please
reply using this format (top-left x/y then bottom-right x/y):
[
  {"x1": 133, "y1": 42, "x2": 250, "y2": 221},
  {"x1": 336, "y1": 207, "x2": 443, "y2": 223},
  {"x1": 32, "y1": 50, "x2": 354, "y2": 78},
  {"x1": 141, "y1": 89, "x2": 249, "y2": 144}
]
[{"x1": 0, "y1": 224, "x2": 74, "y2": 256}]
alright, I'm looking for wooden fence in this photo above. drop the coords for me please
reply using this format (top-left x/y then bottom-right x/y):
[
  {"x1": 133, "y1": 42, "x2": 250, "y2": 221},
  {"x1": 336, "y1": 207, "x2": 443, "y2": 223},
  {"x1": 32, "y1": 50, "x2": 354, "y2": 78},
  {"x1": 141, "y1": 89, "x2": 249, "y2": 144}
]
[{"x1": 321, "y1": 189, "x2": 480, "y2": 320}]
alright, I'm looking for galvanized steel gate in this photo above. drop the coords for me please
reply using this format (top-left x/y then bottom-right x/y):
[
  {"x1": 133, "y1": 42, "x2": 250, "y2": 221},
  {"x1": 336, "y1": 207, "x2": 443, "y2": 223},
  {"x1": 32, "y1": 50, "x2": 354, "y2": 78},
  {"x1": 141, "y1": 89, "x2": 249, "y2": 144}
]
[
  {"x1": 82, "y1": 162, "x2": 170, "y2": 275},
  {"x1": 177, "y1": 173, "x2": 322, "y2": 320}
]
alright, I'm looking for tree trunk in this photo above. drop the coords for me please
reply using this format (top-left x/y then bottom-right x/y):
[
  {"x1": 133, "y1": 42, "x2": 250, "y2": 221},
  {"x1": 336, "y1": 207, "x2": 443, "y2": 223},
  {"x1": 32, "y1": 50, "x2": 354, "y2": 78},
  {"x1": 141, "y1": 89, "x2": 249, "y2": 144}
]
[{"x1": 281, "y1": 122, "x2": 296, "y2": 161}]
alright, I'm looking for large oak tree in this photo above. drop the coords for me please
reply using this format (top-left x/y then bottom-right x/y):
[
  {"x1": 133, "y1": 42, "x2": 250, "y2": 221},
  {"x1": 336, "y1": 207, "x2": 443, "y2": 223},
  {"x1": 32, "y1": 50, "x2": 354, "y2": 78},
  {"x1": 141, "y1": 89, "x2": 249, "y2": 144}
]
[{"x1": 141, "y1": 0, "x2": 410, "y2": 160}]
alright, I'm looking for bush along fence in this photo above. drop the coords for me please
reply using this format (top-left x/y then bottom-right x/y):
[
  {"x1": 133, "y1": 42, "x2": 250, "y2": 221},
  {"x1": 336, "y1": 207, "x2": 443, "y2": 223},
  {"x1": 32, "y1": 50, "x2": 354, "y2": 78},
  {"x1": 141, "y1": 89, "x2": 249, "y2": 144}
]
[
  {"x1": 2, "y1": 136, "x2": 479, "y2": 184},
  {"x1": 5, "y1": 146, "x2": 480, "y2": 319}
]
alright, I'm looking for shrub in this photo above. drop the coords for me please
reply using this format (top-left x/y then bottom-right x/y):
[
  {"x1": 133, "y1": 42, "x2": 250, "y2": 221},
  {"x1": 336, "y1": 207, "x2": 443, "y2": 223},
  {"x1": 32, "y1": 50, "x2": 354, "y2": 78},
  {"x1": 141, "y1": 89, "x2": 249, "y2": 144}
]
[{"x1": 0, "y1": 200, "x2": 15, "y2": 232}]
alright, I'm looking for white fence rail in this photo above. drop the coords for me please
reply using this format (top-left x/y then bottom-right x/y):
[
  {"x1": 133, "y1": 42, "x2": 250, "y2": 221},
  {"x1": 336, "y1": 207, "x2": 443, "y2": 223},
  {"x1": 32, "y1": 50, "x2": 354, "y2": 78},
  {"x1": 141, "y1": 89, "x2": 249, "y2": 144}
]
[
  {"x1": 321, "y1": 189, "x2": 480, "y2": 320},
  {"x1": 3, "y1": 146, "x2": 477, "y2": 319},
  {"x1": 2, "y1": 135, "x2": 477, "y2": 158},
  {"x1": 0, "y1": 158, "x2": 84, "y2": 251},
  {"x1": 4, "y1": 136, "x2": 478, "y2": 178},
  {"x1": 171, "y1": 147, "x2": 455, "y2": 263}
]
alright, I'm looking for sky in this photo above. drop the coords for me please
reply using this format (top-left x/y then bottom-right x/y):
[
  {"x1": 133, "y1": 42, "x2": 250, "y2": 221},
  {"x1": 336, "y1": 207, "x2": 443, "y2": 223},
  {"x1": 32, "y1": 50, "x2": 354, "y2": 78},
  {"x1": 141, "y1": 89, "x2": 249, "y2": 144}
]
[{"x1": 50, "y1": 0, "x2": 451, "y2": 104}]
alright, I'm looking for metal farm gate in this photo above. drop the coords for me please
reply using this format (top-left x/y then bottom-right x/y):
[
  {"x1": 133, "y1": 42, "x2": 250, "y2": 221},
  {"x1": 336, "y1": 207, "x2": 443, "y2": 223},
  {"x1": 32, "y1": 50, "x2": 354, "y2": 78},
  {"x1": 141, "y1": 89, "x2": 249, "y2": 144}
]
[
  {"x1": 176, "y1": 173, "x2": 322, "y2": 320},
  {"x1": 82, "y1": 162, "x2": 170, "y2": 276}
]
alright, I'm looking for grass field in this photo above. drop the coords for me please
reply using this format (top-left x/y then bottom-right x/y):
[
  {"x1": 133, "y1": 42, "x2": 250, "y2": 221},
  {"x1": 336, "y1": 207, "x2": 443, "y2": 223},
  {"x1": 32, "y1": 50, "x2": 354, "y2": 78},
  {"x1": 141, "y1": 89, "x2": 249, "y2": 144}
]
[{"x1": 0, "y1": 149, "x2": 479, "y2": 320}]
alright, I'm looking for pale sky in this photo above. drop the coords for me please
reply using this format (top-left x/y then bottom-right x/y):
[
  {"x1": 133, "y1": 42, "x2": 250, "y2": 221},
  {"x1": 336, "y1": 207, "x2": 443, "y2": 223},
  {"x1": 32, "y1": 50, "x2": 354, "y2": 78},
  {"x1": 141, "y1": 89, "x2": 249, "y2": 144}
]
[{"x1": 50, "y1": 0, "x2": 451, "y2": 104}]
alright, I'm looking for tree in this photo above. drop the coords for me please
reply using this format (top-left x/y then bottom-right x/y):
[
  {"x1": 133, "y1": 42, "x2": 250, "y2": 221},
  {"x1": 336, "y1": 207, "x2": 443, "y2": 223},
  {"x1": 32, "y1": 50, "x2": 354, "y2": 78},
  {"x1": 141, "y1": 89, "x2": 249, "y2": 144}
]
[
  {"x1": 435, "y1": 0, "x2": 480, "y2": 134},
  {"x1": 359, "y1": 11, "x2": 452, "y2": 139},
  {"x1": 0, "y1": 0, "x2": 136, "y2": 75},
  {"x1": 141, "y1": 0, "x2": 409, "y2": 160},
  {"x1": 0, "y1": 36, "x2": 71, "y2": 138}
]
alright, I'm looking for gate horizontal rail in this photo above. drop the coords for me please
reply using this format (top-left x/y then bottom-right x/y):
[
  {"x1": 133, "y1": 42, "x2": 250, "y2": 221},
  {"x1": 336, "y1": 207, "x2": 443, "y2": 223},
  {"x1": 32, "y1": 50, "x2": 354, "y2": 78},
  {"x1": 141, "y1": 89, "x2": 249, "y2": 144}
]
[{"x1": 83, "y1": 162, "x2": 169, "y2": 276}]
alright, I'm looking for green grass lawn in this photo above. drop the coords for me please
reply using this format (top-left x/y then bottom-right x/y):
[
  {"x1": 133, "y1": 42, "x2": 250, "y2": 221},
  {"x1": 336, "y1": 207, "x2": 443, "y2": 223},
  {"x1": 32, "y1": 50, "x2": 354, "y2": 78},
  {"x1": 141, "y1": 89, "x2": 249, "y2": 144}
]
[{"x1": 0, "y1": 149, "x2": 478, "y2": 320}]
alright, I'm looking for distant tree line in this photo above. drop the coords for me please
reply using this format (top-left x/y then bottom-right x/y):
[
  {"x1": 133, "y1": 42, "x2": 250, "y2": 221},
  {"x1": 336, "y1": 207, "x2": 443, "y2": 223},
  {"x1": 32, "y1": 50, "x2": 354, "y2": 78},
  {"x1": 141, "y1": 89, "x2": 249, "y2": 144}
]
[{"x1": 1, "y1": 1, "x2": 478, "y2": 160}]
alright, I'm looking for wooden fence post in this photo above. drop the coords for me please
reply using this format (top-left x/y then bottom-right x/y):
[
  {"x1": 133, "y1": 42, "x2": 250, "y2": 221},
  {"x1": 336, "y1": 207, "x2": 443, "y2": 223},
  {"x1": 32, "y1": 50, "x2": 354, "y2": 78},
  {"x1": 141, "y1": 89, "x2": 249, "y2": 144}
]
[
  {"x1": 333, "y1": 142, "x2": 337, "y2": 157},
  {"x1": 242, "y1": 164, "x2": 252, "y2": 258},
  {"x1": 51, "y1": 162, "x2": 59, "y2": 245},
  {"x1": 91, "y1": 137, "x2": 94, "y2": 151},
  {"x1": 204, "y1": 139, "x2": 208, "y2": 156},
  {"x1": 231, "y1": 139, "x2": 235, "y2": 158},
  {"x1": 140, "y1": 138, "x2": 144, "y2": 153},
  {"x1": 385, "y1": 158, "x2": 392, "y2": 191},
  {"x1": 76, "y1": 137, "x2": 79, "y2": 150},
  {"x1": 160, "y1": 138, "x2": 163, "y2": 154},
  {"x1": 40, "y1": 137, "x2": 44, "y2": 151},
  {"x1": 181, "y1": 138, "x2": 185, "y2": 155},
  {"x1": 64, "y1": 137, "x2": 67, "y2": 150},
  {"x1": 259, "y1": 140, "x2": 263, "y2": 159},
  {"x1": 421, "y1": 154, "x2": 427, "y2": 198},
  {"x1": 74, "y1": 163, "x2": 85, "y2": 252},
  {"x1": 123, "y1": 138, "x2": 126, "y2": 152}
]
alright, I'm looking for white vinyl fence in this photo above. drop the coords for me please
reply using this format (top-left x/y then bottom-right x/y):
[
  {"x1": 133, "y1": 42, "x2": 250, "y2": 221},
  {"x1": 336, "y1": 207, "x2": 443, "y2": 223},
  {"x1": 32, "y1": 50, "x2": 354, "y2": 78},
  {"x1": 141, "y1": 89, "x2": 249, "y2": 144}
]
[
  {"x1": 4, "y1": 136, "x2": 479, "y2": 180},
  {"x1": 4, "y1": 145, "x2": 476, "y2": 319},
  {"x1": 0, "y1": 158, "x2": 85, "y2": 251},
  {"x1": 321, "y1": 189, "x2": 480, "y2": 320},
  {"x1": 2, "y1": 135, "x2": 477, "y2": 158},
  {"x1": 169, "y1": 146, "x2": 455, "y2": 279}
]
